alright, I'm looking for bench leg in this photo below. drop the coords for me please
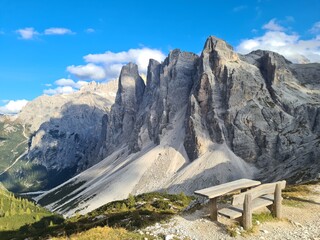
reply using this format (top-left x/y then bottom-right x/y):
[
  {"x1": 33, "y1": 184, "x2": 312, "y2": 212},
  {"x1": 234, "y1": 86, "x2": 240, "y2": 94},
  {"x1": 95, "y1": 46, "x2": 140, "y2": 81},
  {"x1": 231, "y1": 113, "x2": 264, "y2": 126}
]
[
  {"x1": 243, "y1": 194, "x2": 252, "y2": 230},
  {"x1": 209, "y1": 198, "x2": 218, "y2": 221},
  {"x1": 273, "y1": 183, "x2": 282, "y2": 218}
]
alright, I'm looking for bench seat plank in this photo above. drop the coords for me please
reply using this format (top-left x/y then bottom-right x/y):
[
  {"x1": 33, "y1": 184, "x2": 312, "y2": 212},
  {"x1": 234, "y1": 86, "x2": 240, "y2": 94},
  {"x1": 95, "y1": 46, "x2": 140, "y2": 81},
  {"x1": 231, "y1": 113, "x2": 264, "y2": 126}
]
[
  {"x1": 194, "y1": 179, "x2": 261, "y2": 198},
  {"x1": 218, "y1": 194, "x2": 274, "y2": 219}
]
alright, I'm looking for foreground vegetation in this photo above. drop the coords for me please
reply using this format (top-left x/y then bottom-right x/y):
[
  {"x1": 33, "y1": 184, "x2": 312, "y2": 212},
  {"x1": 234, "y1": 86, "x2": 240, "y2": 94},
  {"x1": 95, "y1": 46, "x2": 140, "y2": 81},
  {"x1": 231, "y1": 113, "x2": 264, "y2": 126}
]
[
  {"x1": 1, "y1": 189, "x2": 193, "y2": 240},
  {"x1": 0, "y1": 183, "x2": 56, "y2": 232},
  {"x1": 51, "y1": 226, "x2": 144, "y2": 240}
]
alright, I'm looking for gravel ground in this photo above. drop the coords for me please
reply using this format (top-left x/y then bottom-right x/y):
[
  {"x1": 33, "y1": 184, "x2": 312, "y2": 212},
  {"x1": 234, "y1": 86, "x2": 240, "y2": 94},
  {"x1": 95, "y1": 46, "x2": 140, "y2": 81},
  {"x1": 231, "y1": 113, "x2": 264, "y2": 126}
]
[{"x1": 141, "y1": 183, "x2": 320, "y2": 240}]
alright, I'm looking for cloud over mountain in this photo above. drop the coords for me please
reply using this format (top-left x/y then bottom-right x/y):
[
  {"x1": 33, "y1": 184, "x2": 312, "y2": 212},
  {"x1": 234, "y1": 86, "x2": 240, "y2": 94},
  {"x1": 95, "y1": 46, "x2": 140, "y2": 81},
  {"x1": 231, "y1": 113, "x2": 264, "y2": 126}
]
[
  {"x1": 237, "y1": 19, "x2": 320, "y2": 63},
  {"x1": 66, "y1": 48, "x2": 166, "y2": 81},
  {"x1": 0, "y1": 100, "x2": 29, "y2": 114}
]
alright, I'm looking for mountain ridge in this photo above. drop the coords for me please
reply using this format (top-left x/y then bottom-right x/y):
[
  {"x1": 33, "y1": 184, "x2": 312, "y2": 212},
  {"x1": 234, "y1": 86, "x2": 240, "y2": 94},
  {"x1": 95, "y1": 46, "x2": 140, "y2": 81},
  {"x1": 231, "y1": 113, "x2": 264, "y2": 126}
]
[
  {"x1": 0, "y1": 36, "x2": 319, "y2": 216},
  {"x1": 33, "y1": 36, "x2": 320, "y2": 216}
]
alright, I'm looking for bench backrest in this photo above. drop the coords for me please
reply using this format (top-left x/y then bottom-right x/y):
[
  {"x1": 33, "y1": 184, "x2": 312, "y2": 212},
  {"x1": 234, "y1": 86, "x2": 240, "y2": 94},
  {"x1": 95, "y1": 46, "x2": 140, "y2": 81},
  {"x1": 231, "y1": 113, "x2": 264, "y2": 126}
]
[{"x1": 232, "y1": 180, "x2": 286, "y2": 205}]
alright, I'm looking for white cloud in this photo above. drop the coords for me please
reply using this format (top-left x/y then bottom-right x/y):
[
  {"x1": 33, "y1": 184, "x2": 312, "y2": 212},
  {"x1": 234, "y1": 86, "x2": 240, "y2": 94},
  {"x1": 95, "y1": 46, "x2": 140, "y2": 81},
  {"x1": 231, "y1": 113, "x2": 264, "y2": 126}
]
[
  {"x1": 83, "y1": 47, "x2": 166, "y2": 80},
  {"x1": 262, "y1": 18, "x2": 285, "y2": 31},
  {"x1": 43, "y1": 86, "x2": 75, "y2": 95},
  {"x1": 16, "y1": 27, "x2": 39, "y2": 40},
  {"x1": 44, "y1": 27, "x2": 74, "y2": 35},
  {"x1": 0, "y1": 100, "x2": 28, "y2": 114},
  {"x1": 237, "y1": 21, "x2": 320, "y2": 63},
  {"x1": 43, "y1": 79, "x2": 89, "y2": 95},
  {"x1": 45, "y1": 47, "x2": 166, "y2": 95},
  {"x1": 85, "y1": 28, "x2": 95, "y2": 33},
  {"x1": 67, "y1": 64, "x2": 106, "y2": 80},
  {"x1": 310, "y1": 21, "x2": 320, "y2": 33},
  {"x1": 55, "y1": 78, "x2": 88, "y2": 88}
]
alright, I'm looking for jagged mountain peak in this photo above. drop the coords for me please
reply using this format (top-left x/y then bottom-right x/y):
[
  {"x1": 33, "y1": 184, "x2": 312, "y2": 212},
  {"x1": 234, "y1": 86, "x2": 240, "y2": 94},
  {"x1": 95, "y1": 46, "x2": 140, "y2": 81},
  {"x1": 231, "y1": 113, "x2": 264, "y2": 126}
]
[
  {"x1": 202, "y1": 35, "x2": 239, "y2": 65},
  {"x1": 6, "y1": 36, "x2": 318, "y2": 217},
  {"x1": 203, "y1": 36, "x2": 233, "y2": 51},
  {"x1": 116, "y1": 62, "x2": 145, "y2": 106},
  {"x1": 120, "y1": 62, "x2": 140, "y2": 76}
]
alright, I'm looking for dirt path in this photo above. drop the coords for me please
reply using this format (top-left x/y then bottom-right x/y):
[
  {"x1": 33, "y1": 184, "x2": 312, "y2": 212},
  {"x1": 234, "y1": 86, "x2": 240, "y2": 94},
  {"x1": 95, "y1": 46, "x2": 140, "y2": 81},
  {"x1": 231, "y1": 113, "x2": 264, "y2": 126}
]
[{"x1": 143, "y1": 182, "x2": 320, "y2": 240}]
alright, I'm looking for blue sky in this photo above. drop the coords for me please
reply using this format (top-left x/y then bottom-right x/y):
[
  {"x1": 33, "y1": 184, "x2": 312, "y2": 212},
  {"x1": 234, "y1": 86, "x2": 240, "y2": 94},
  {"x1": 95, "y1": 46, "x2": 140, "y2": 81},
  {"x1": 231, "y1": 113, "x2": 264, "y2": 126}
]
[{"x1": 0, "y1": 0, "x2": 319, "y2": 113}]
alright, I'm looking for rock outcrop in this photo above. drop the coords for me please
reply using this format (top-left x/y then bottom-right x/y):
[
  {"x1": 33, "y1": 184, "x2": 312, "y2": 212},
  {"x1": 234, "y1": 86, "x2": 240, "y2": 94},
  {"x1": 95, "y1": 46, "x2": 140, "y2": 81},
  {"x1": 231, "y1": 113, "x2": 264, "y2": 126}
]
[
  {"x1": 2, "y1": 36, "x2": 319, "y2": 216},
  {"x1": 0, "y1": 81, "x2": 118, "y2": 191},
  {"x1": 36, "y1": 36, "x2": 320, "y2": 217}
]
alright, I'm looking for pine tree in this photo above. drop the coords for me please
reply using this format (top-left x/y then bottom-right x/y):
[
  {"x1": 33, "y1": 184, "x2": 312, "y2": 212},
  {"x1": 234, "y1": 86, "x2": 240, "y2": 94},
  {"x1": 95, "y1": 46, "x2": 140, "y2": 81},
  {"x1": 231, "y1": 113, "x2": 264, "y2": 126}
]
[
  {"x1": 5, "y1": 210, "x2": 10, "y2": 217},
  {"x1": 10, "y1": 207, "x2": 16, "y2": 216},
  {"x1": 128, "y1": 194, "x2": 136, "y2": 209},
  {"x1": 26, "y1": 208, "x2": 31, "y2": 214},
  {"x1": 120, "y1": 203, "x2": 127, "y2": 211},
  {"x1": 0, "y1": 209, "x2": 4, "y2": 217},
  {"x1": 19, "y1": 208, "x2": 25, "y2": 215}
]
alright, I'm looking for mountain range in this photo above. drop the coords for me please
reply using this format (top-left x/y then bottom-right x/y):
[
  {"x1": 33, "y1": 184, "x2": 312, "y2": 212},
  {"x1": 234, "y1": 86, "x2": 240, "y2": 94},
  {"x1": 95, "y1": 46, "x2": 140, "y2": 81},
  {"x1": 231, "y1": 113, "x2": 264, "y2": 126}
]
[{"x1": 0, "y1": 36, "x2": 319, "y2": 216}]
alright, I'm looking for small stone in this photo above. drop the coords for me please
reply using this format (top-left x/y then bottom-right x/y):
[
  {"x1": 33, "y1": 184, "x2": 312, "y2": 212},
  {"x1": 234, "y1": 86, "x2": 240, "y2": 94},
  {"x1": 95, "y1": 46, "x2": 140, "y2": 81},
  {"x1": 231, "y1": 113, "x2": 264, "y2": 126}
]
[
  {"x1": 260, "y1": 230, "x2": 269, "y2": 234},
  {"x1": 165, "y1": 234, "x2": 175, "y2": 240},
  {"x1": 293, "y1": 222, "x2": 303, "y2": 228}
]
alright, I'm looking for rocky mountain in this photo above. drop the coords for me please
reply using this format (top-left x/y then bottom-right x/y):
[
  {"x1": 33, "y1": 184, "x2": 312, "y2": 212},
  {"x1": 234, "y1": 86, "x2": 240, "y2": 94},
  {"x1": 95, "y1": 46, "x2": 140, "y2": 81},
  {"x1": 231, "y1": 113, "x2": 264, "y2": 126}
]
[
  {"x1": 33, "y1": 36, "x2": 319, "y2": 217},
  {"x1": 0, "y1": 81, "x2": 118, "y2": 192}
]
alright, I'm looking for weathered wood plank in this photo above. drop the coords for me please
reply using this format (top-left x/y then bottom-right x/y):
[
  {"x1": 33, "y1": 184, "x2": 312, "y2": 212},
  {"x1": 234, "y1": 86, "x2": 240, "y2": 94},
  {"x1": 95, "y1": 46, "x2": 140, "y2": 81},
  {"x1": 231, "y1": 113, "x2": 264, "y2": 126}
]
[
  {"x1": 273, "y1": 183, "x2": 283, "y2": 218},
  {"x1": 209, "y1": 197, "x2": 218, "y2": 221},
  {"x1": 218, "y1": 195, "x2": 274, "y2": 219},
  {"x1": 194, "y1": 179, "x2": 261, "y2": 198},
  {"x1": 243, "y1": 193, "x2": 252, "y2": 230},
  {"x1": 232, "y1": 181, "x2": 286, "y2": 205}
]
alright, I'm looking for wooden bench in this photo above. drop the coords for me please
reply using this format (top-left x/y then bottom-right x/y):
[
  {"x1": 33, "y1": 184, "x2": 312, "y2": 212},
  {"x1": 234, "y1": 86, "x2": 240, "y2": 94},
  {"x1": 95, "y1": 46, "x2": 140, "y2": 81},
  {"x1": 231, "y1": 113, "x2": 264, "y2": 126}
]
[
  {"x1": 194, "y1": 179, "x2": 261, "y2": 221},
  {"x1": 218, "y1": 180, "x2": 286, "y2": 230}
]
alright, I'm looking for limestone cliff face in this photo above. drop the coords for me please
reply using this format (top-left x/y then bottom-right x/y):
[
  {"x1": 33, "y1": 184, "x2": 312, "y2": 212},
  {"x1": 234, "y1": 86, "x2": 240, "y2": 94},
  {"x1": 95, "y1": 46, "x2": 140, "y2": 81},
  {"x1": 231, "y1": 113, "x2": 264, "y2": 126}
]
[
  {"x1": 0, "y1": 81, "x2": 118, "y2": 192},
  {"x1": 26, "y1": 81, "x2": 118, "y2": 172},
  {"x1": 35, "y1": 36, "x2": 320, "y2": 216},
  {"x1": 96, "y1": 36, "x2": 320, "y2": 185},
  {"x1": 187, "y1": 37, "x2": 320, "y2": 183}
]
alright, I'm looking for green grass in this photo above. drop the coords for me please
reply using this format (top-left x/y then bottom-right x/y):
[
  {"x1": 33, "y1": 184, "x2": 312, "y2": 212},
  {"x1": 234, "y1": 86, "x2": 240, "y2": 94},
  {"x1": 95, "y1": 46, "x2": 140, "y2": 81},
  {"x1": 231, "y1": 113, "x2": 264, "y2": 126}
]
[
  {"x1": 252, "y1": 212, "x2": 276, "y2": 223},
  {"x1": 51, "y1": 226, "x2": 146, "y2": 240},
  {"x1": 282, "y1": 183, "x2": 314, "y2": 208},
  {"x1": 1, "y1": 191, "x2": 193, "y2": 240},
  {"x1": 282, "y1": 198, "x2": 304, "y2": 208},
  {"x1": 0, "y1": 183, "x2": 60, "y2": 233}
]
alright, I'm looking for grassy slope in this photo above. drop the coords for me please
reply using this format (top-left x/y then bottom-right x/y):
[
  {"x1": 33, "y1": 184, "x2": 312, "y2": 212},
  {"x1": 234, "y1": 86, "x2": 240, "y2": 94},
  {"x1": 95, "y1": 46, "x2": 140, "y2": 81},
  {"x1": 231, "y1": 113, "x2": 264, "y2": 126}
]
[
  {"x1": 0, "y1": 183, "x2": 60, "y2": 232},
  {"x1": 2, "y1": 180, "x2": 319, "y2": 239},
  {"x1": 2, "y1": 191, "x2": 193, "y2": 240},
  {"x1": 51, "y1": 226, "x2": 143, "y2": 240}
]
